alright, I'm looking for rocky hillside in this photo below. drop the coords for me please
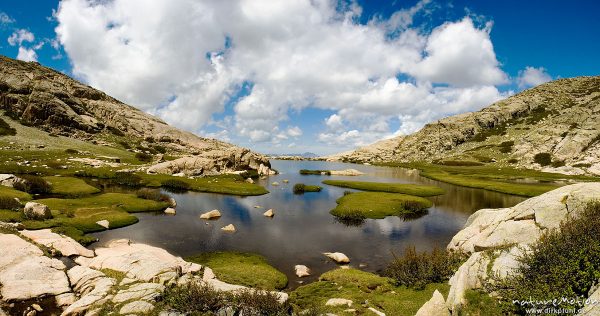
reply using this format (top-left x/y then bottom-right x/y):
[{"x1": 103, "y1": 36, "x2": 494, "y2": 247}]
[
  {"x1": 0, "y1": 56, "x2": 271, "y2": 175},
  {"x1": 330, "y1": 76, "x2": 600, "y2": 175}
]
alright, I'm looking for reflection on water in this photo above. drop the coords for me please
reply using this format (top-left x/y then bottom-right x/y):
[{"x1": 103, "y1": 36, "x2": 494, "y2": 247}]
[{"x1": 92, "y1": 160, "x2": 525, "y2": 288}]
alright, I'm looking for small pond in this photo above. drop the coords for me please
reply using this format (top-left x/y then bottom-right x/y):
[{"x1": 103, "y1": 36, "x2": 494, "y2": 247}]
[{"x1": 92, "y1": 160, "x2": 525, "y2": 288}]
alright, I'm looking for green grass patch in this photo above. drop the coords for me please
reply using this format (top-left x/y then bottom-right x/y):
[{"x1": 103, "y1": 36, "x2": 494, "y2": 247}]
[
  {"x1": 0, "y1": 185, "x2": 32, "y2": 201},
  {"x1": 435, "y1": 160, "x2": 485, "y2": 166},
  {"x1": 290, "y1": 268, "x2": 449, "y2": 315},
  {"x1": 322, "y1": 180, "x2": 444, "y2": 197},
  {"x1": 330, "y1": 192, "x2": 432, "y2": 219},
  {"x1": 380, "y1": 162, "x2": 592, "y2": 197},
  {"x1": 293, "y1": 183, "x2": 322, "y2": 194},
  {"x1": 187, "y1": 252, "x2": 287, "y2": 290},
  {"x1": 43, "y1": 176, "x2": 101, "y2": 197},
  {"x1": 299, "y1": 169, "x2": 331, "y2": 175}
]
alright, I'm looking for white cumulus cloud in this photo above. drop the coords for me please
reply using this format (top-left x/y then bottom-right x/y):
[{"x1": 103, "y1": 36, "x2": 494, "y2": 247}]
[
  {"x1": 16, "y1": 46, "x2": 38, "y2": 62},
  {"x1": 8, "y1": 29, "x2": 35, "y2": 46},
  {"x1": 55, "y1": 0, "x2": 510, "y2": 152},
  {"x1": 517, "y1": 66, "x2": 552, "y2": 88}
]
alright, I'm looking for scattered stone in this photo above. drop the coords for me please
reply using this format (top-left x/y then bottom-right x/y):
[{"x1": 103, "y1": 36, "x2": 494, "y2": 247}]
[
  {"x1": 31, "y1": 304, "x2": 42, "y2": 312},
  {"x1": 168, "y1": 197, "x2": 177, "y2": 207},
  {"x1": 295, "y1": 265, "x2": 311, "y2": 277},
  {"x1": 221, "y1": 224, "x2": 236, "y2": 233},
  {"x1": 164, "y1": 207, "x2": 176, "y2": 215},
  {"x1": 368, "y1": 307, "x2": 386, "y2": 316},
  {"x1": 20, "y1": 229, "x2": 95, "y2": 257},
  {"x1": 324, "y1": 252, "x2": 350, "y2": 263},
  {"x1": 200, "y1": 210, "x2": 221, "y2": 219},
  {"x1": 283, "y1": 179, "x2": 289, "y2": 183},
  {"x1": 119, "y1": 300, "x2": 154, "y2": 314},
  {"x1": 254, "y1": 205, "x2": 262, "y2": 208},
  {"x1": 246, "y1": 178, "x2": 254, "y2": 184},
  {"x1": 96, "y1": 220, "x2": 110, "y2": 229},
  {"x1": 23, "y1": 202, "x2": 52, "y2": 220},
  {"x1": 272, "y1": 182, "x2": 280, "y2": 186},
  {"x1": 326, "y1": 298, "x2": 353, "y2": 307},
  {"x1": 263, "y1": 209, "x2": 274, "y2": 217},
  {"x1": 415, "y1": 290, "x2": 450, "y2": 316}
]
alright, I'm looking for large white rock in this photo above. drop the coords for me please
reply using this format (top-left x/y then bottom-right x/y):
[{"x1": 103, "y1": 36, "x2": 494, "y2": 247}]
[
  {"x1": 164, "y1": 207, "x2": 176, "y2": 215},
  {"x1": 0, "y1": 233, "x2": 71, "y2": 301},
  {"x1": 323, "y1": 252, "x2": 350, "y2": 263},
  {"x1": 325, "y1": 298, "x2": 353, "y2": 306},
  {"x1": 23, "y1": 202, "x2": 52, "y2": 220},
  {"x1": 295, "y1": 265, "x2": 311, "y2": 277},
  {"x1": 74, "y1": 239, "x2": 201, "y2": 282},
  {"x1": 221, "y1": 224, "x2": 236, "y2": 232},
  {"x1": 119, "y1": 300, "x2": 154, "y2": 314},
  {"x1": 415, "y1": 290, "x2": 450, "y2": 316},
  {"x1": 200, "y1": 209, "x2": 221, "y2": 219},
  {"x1": 96, "y1": 220, "x2": 109, "y2": 229},
  {"x1": 263, "y1": 209, "x2": 274, "y2": 217},
  {"x1": 20, "y1": 229, "x2": 95, "y2": 257},
  {"x1": 329, "y1": 169, "x2": 365, "y2": 176},
  {"x1": 446, "y1": 183, "x2": 600, "y2": 311},
  {"x1": 62, "y1": 266, "x2": 116, "y2": 316},
  {"x1": 112, "y1": 282, "x2": 164, "y2": 303}
]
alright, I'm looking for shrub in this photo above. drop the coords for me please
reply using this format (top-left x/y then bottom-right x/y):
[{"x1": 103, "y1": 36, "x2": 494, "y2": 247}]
[
  {"x1": 0, "y1": 117, "x2": 16, "y2": 136},
  {"x1": 144, "y1": 136, "x2": 154, "y2": 143},
  {"x1": 384, "y1": 246, "x2": 467, "y2": 289},
  {"x1": 293, "y1": 183, "x2": 322, "y2": 194},
  {"x1": 495, "y1": 202, "x2": 600, "y2": 312},
  {"x1": 106, "y1": 126, "x2": 125, "y2": 136},
  {"x1": 13, "y1": 175, "x2": 52, "y2": 194},
  {"x1": 0, "y1": 196, "x2": 21, "y2": 211},
  {"x1": 551, "y1": 160, "x2": 566, "y2": 168},
  {"x1": 533, "y1": 152, "x2": 552, "y2": 166},
  {"x1": 135, "y1": 152, "x2": 153, "y2": 162},
  {"x1": 113, "y1": 172, "x2": 142, "y2": 187},
  {"x1": 334, "y1": 210, "x2": 366, "y2": 227},
  {"x1": 498, "y1": 141, "x2": 514, "y2": 153},
  {"x1": 293, "y1": 183, "x2": 305, "y2": 194},
  {"x1": 153, "y1": 145, "x2": 167, "y2": 154},
  {"x1": 117, "y1": 141, "x2": 131, "y2": 149},
  {"x1": 160, "y1": 283, "x2": 290, "y2": 315},
  {"x1": 64, "y1": 148, "x2": 79, "y2": 154},
  {"x1": 507, "y1": 158, "x2": 518, "y2": 164},
  {"x1": 161, "y1": 179, "x2": 191, "y2": 192},
  {"x1": 136, "y1": 188, "x2": 170, "y2": 203},
  {"x1": 573, "y1": 163, "x2": 592, "y2": 168}
]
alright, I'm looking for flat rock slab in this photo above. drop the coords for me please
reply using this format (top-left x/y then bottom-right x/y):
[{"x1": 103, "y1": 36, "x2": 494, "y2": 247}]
[
  {"x1": 0, "y1": 233, "x2": 71, "y2": 301},
  {"x1": 75, "y1": 239, "x2": 201, "y2": 282},
  {"x1": 21, "y1": 229, "x2": 95, "y2": 258}
]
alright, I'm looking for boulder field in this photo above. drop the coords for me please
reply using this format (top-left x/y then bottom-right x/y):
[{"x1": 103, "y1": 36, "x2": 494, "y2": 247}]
[
  {"x1": 0, "y1": 229, "x2": 287, "y2": 315},
  {"x1": 415, "y1": 182, "x2": 600, "y2": 315}
]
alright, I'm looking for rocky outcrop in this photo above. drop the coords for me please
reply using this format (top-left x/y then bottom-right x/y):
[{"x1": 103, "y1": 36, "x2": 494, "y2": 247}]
[
  {"x1": 0, "y1": 56, "x2": 270, "y2": 176},
  {"x1": 415, "y1": 290, "x2": 450, "y2": 316},
  {"x1": 444, "y1": 183, "x2": 600, "y2": 311},
  {"x1": 0, "y1": 233, "x2": 71, "y2": 301},
  {"x1": 331, "y1": 76, "x2": 600, "y2": 175},
  {"x1": 21, "y1": 229, "x2": 94, "y2": 257}
]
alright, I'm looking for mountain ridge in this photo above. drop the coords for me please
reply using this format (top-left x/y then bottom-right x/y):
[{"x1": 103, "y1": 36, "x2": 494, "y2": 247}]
[
  {"x1": 328, "y1": 76, "x2": 600, "y2": 175},
  {"x1": 0, "y1": 55, "x2": 271, "y2": 176}
]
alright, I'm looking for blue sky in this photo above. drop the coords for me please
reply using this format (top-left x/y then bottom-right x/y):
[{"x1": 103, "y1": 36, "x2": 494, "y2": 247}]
[{"x1": 1, "y1": 0, "x2": 599, "y2": 155}]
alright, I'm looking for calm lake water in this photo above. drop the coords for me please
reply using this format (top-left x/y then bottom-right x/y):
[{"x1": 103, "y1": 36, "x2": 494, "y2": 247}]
[{"x1": 92, "y1": 160, "x2": 525, "y2": 288}]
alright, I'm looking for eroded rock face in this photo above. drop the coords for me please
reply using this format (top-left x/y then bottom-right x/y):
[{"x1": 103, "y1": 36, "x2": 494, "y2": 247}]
[
  {"x1": 0, "y1": 56, "x2": 270, "y2": 176},
  {"x1": 75, "y1": 239, "x2": 202, "y2": 282},
  {"x1": 445, "y1": 183, "x2": 600, "y2": 310},
  {"x1": 0, "y1": 233, "x2": 71, "y2": 301},
  {"x1": 20, "y1": 229, "x2": 95, "y2": 258}
]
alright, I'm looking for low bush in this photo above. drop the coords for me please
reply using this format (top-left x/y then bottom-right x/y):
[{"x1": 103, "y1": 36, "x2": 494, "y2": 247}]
[
  {"x1": 64, "y1": 148, "x2": 79, "y2": 154},
  {"x1": 113, "y1": 172, "x2": 142, "y2": 187},
  {"x1": 13, "y1": 175, "x2": 52, "y2": 194},
  {"x1": 384, "y1": 246, "x2": 467, "y2": 289},
  {"x1": 495, "y1": 201, "x2": 600, "y2": 312},
  {"x1": 498, "y1": 141, "x2": 514, "y2": 153},
  {"x1": 153, "y1": 145, "x2": 167, "y2": 154},
  {"x1": 161, "y1": 179, "x2": 191, "y2": 191},
  {"x1": 573, "y1": 163, "x2": 592, "y2": 168},
  {"x1": 136, "y1": 188, "x2": 170, "y2": 203},
  {"x1": 117, "y1": 141, "x2": 131, "y2": 149},
  {"x1": 0, "y1": 117, "x2": 16, "y2": 136},
  {"x1": 551, "y1": 160, "x2": 566, "y2": 168},
  {"x1": 333, "y1": 210, "x2": 366, "y2": 226},
  {"x1": 106, "y1": 126, "x2": 125, "y2": 136},
  {"x1": 160, "y1": 283, "x2": 290, "y2": 315},
  {"x1": 0, "y1": 196, "x2": 21, "y2": 210},
  {"x1": 135, "y1": 152, "x2": 153, "y2": 162},
  {"x1": 533, "y1": 152, "x2": 552, "y2": 166},
  {"x1": 507, "y1": 158, "x2": 518, "y2": 164},
  {"x1": 293, "y1": 183, "x2": 322, "y2": 194}
]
